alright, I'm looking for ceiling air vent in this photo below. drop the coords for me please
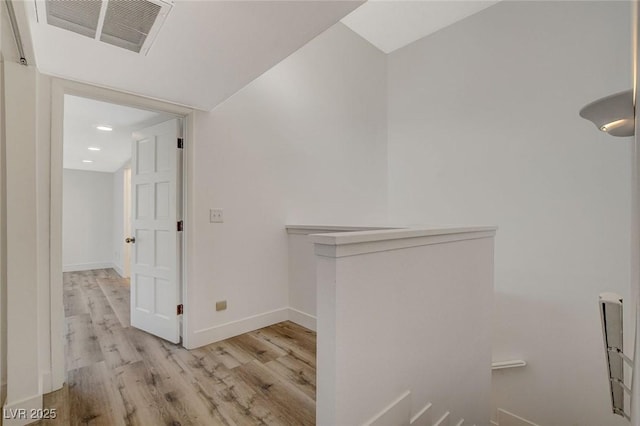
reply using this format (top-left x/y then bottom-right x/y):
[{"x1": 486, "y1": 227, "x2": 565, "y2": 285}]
[
  {"x1": 43, "y1": 0, "x2": 172, "y2": 55},
  {"x1": 46, "y1": 0, "x2": 102, "y2": 39}
]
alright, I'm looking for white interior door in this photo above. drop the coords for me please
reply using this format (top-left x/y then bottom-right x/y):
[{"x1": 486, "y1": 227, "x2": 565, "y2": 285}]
[
  {"x1": 129, "y1": 119, "x2": 182, "y2": 343},
  {"x1": 123, "y1": 167, "x2": 132, "y2": 278}
]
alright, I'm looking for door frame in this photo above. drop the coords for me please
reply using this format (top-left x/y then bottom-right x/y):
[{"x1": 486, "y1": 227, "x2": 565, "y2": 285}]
[
  {"x1": 124, "y1": 166, "x2": 132, "y2": 278},
  {"x1": 50, "y1": 78, "x2": 195, "y2": 391}
]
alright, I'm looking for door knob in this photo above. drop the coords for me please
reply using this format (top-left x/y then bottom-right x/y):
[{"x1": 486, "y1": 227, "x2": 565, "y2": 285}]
[{"x1": 125, "y1": 237, "x2": 136, "y2": 244}]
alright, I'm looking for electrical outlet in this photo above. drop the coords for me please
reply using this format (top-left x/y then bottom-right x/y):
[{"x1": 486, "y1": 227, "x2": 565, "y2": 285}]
[
  {"x1": 210, "y1": 209, "x2": 224, "y2": 223},
  {"x1": 216, "y1": 300, "x2": 227, "y2": 311}
]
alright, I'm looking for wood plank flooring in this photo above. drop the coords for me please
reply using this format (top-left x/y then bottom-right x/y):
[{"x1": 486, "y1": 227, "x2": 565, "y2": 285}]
[{"x1": 38, "y1": 269, "x2": 316, "y2": 426}]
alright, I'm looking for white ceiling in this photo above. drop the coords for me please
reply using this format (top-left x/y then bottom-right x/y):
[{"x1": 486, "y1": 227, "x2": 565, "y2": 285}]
[
  {"x1": 64, "y1": 95, "x2": 173, "y2": 172},
  {"x1": 341, "y1": 0, "x2": 500, "y2": 54},
  {"x1": 23, "y1": 0, "x2": 364, "y2": 111}
]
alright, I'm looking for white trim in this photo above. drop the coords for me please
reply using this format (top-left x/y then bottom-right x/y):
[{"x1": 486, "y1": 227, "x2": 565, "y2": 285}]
[
  {"x1": 62, "y1": 262, "x2": 116, "y2": 272},
  {"x1": 312, "y1": 227, "x2": 497, "y2": 258},
  {"x1": 112, "y1": 263, "x2": 125, "y2": 278},
  {"x1": 286, "y1": 224, "x2": 397, "y2": 235},
  {"x1": 40, "y1": 371, "x2": 52, "y2": 396},
  {"x1": 490, "y1": 421, "x2": 499, "y2": 426},
  {"x1": 2, "y1": 393, "x2": 43, "y2": 426},
  {"x1": 1, "y1": 381, "x2": 6, "y2": 410},
  {"x1": 181, "y1": 112, "x2": 195, "y2": 349},
  {"x1": 363, "y1": 390, "x2": 411, "y2": 426},
  {"x1": 189, "y1": 307, "x2": 315, "y2": 349},
  {"x1": 189, "y1": 308, "x2": 289, "y2": 349},
  {"x1": 410, "y1": 402, "x2": 432, "y2": 425},
  {"x1": 49, "y1": 77, "x2": 194, "y2": 391},
  {"x1": 433, "y1": 411, "x2": 451, "y2": 426},
  {"x1": 287, "y1": 308, "x2": 316, "y2": 331},
  {"x1": 311, "y1": 226, "x2": 497, "y2": 246}
]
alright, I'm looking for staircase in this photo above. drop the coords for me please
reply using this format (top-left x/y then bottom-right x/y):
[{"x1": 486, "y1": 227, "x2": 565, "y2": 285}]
[
  {"x1": 362, "y1": 393, "x2": 539, "y2": 426},
  {"x1": 491, "y1": 409, "x2": 540, "y2": 426},
  {"x1": 407, "y1": 403, "x2": 472, "y2": 426},
  {"x1": 362, "y1": 394, "x2": 478, "y2": 426}
]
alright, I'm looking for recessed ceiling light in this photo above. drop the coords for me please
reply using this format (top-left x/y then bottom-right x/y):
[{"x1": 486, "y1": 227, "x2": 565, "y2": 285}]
[
  {"x1": 82, "y1": 160, "x2": 94, "y2": 163},
  {"x1": 96, "y1": 125, "x2": 113, "y2": 131},
  {"x1": 88, "y1": 147, "x2": 101, "y2": 151}
]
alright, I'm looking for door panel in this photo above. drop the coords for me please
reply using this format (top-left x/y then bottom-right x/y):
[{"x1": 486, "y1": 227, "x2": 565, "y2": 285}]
[{"x1": 130, "y1": 119, "x2": 181, "y2": 343}]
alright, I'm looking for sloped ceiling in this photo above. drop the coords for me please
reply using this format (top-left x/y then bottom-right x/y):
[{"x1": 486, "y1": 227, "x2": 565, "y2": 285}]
[
  {"x1": 23, "y1": 0, "x2": 363, "y2": 111},
  {"x1": 341, "y1": 0, "x2": 500, "y2": 54}
]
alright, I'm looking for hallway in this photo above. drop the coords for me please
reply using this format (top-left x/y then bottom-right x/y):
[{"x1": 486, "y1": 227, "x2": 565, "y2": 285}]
[{"x1": 39, "y1": 270, "x2": 316, "y2": 425}]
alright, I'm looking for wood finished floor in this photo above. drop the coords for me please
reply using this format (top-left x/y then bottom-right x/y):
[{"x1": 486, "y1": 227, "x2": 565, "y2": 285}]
[{"x1": 38, "y1": 269, "x2": 316, "y2": 426}]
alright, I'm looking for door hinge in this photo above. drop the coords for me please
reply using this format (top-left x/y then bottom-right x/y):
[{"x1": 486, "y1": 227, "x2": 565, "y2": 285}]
[
  {"x1": 177, "y1": 304, "x2": 183, "y2": 315},
  {"x1": 177, "y1": 220, "x2": 183, "y2": 231},
  {"x1": 177, "y1": 138, "x2": 184, "y2": 149}
]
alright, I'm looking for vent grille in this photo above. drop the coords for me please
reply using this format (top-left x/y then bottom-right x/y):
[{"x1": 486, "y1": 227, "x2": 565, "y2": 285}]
[
  {"x1": 43, "y1": 0, "x2": 171, "y2": 55},
  {"x1": 46, "y1": 0, "x2": 103, "y2": 39},
  {"x1": 101, "y1": 0, "x2": 161, "y2": 53}
]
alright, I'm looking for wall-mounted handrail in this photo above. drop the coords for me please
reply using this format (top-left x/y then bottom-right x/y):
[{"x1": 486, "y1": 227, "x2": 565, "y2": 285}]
[
  {"x1": 491, "y1": 360, "x2": 527, "y2": 371},
  {"x1": 6, "y1": 0, "x2": 28, "y2": 65}
]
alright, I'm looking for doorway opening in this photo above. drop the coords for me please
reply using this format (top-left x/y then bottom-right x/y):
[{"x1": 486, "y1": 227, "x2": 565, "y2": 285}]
[
  {"x1": 62, "y1": 95, "x2": 174, "y2": 276},
  {"x1": 48, "y1": 79, "x2": 195, "y2": 396},
  {"x1": 60, "y1": 93, "x2": 187, "y2": 379}
]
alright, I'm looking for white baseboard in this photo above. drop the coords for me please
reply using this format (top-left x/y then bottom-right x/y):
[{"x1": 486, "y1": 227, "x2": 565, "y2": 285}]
[
  {"x1": 363, "y1": 390, "x2": 411, "y2": 426},
  {"x1": 2, "y1": 393, "x2": 43, "y2": 426},
  {"x1": 40, "y1": 371, "x2": 52, "y2": 394},
  {"x1": 112, "y1": 264, "x2": 125, "y2": 278},
  {"x1": 187, "y1": 307, "x2": 318, "y2": 349},
  {"x1": 287, "y1": 308, "x2": 316, "y2": 331},
  {"x1": 433, "y1": 411, "x2": 450, "y2": 426},
  {"x1": 410, "y1": 402, "x2": 432, "y2": 426},
  {"x1": 62, "y1": 262, "x2": 114, "y2": 272},
  {"x1": 497, "y1": 409, "x2": 539, "y2": 426},
  {"x1": 188, "y1": 308, "x2": 289, "y2": 349}
]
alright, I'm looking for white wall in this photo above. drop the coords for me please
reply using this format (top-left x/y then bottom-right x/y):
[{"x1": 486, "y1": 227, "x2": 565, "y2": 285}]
[
  {"x1": 314, "y1": 228, "x2": 495, "y2": 425},
  {"x1": 1, "y1": 0, "x2": 55, "y2": 412},
  {"x1": 387, "y1": 2, "x2": 631, "y2": 425},
  {"x1": 288, "y1": 232, "x2": 316, "y2": 326},
  {"x1": 37, "y1": 69, "x2": 52, "y2": 395},
  {"x1": 286, "y1": 225, "x2": 393, "y2": 330},
  {"x1": 3, "y1": 3, "x2": 634, "y2": 423},
  {"x1": 3, "y1": 61, "x2": 44, "y2": 424},
  {"x1": 62, "y1": 169, "x2": 114, "y2": 271},
  {"x1": 187, "y1": 23, "x2": 388, "y2": 347}
]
